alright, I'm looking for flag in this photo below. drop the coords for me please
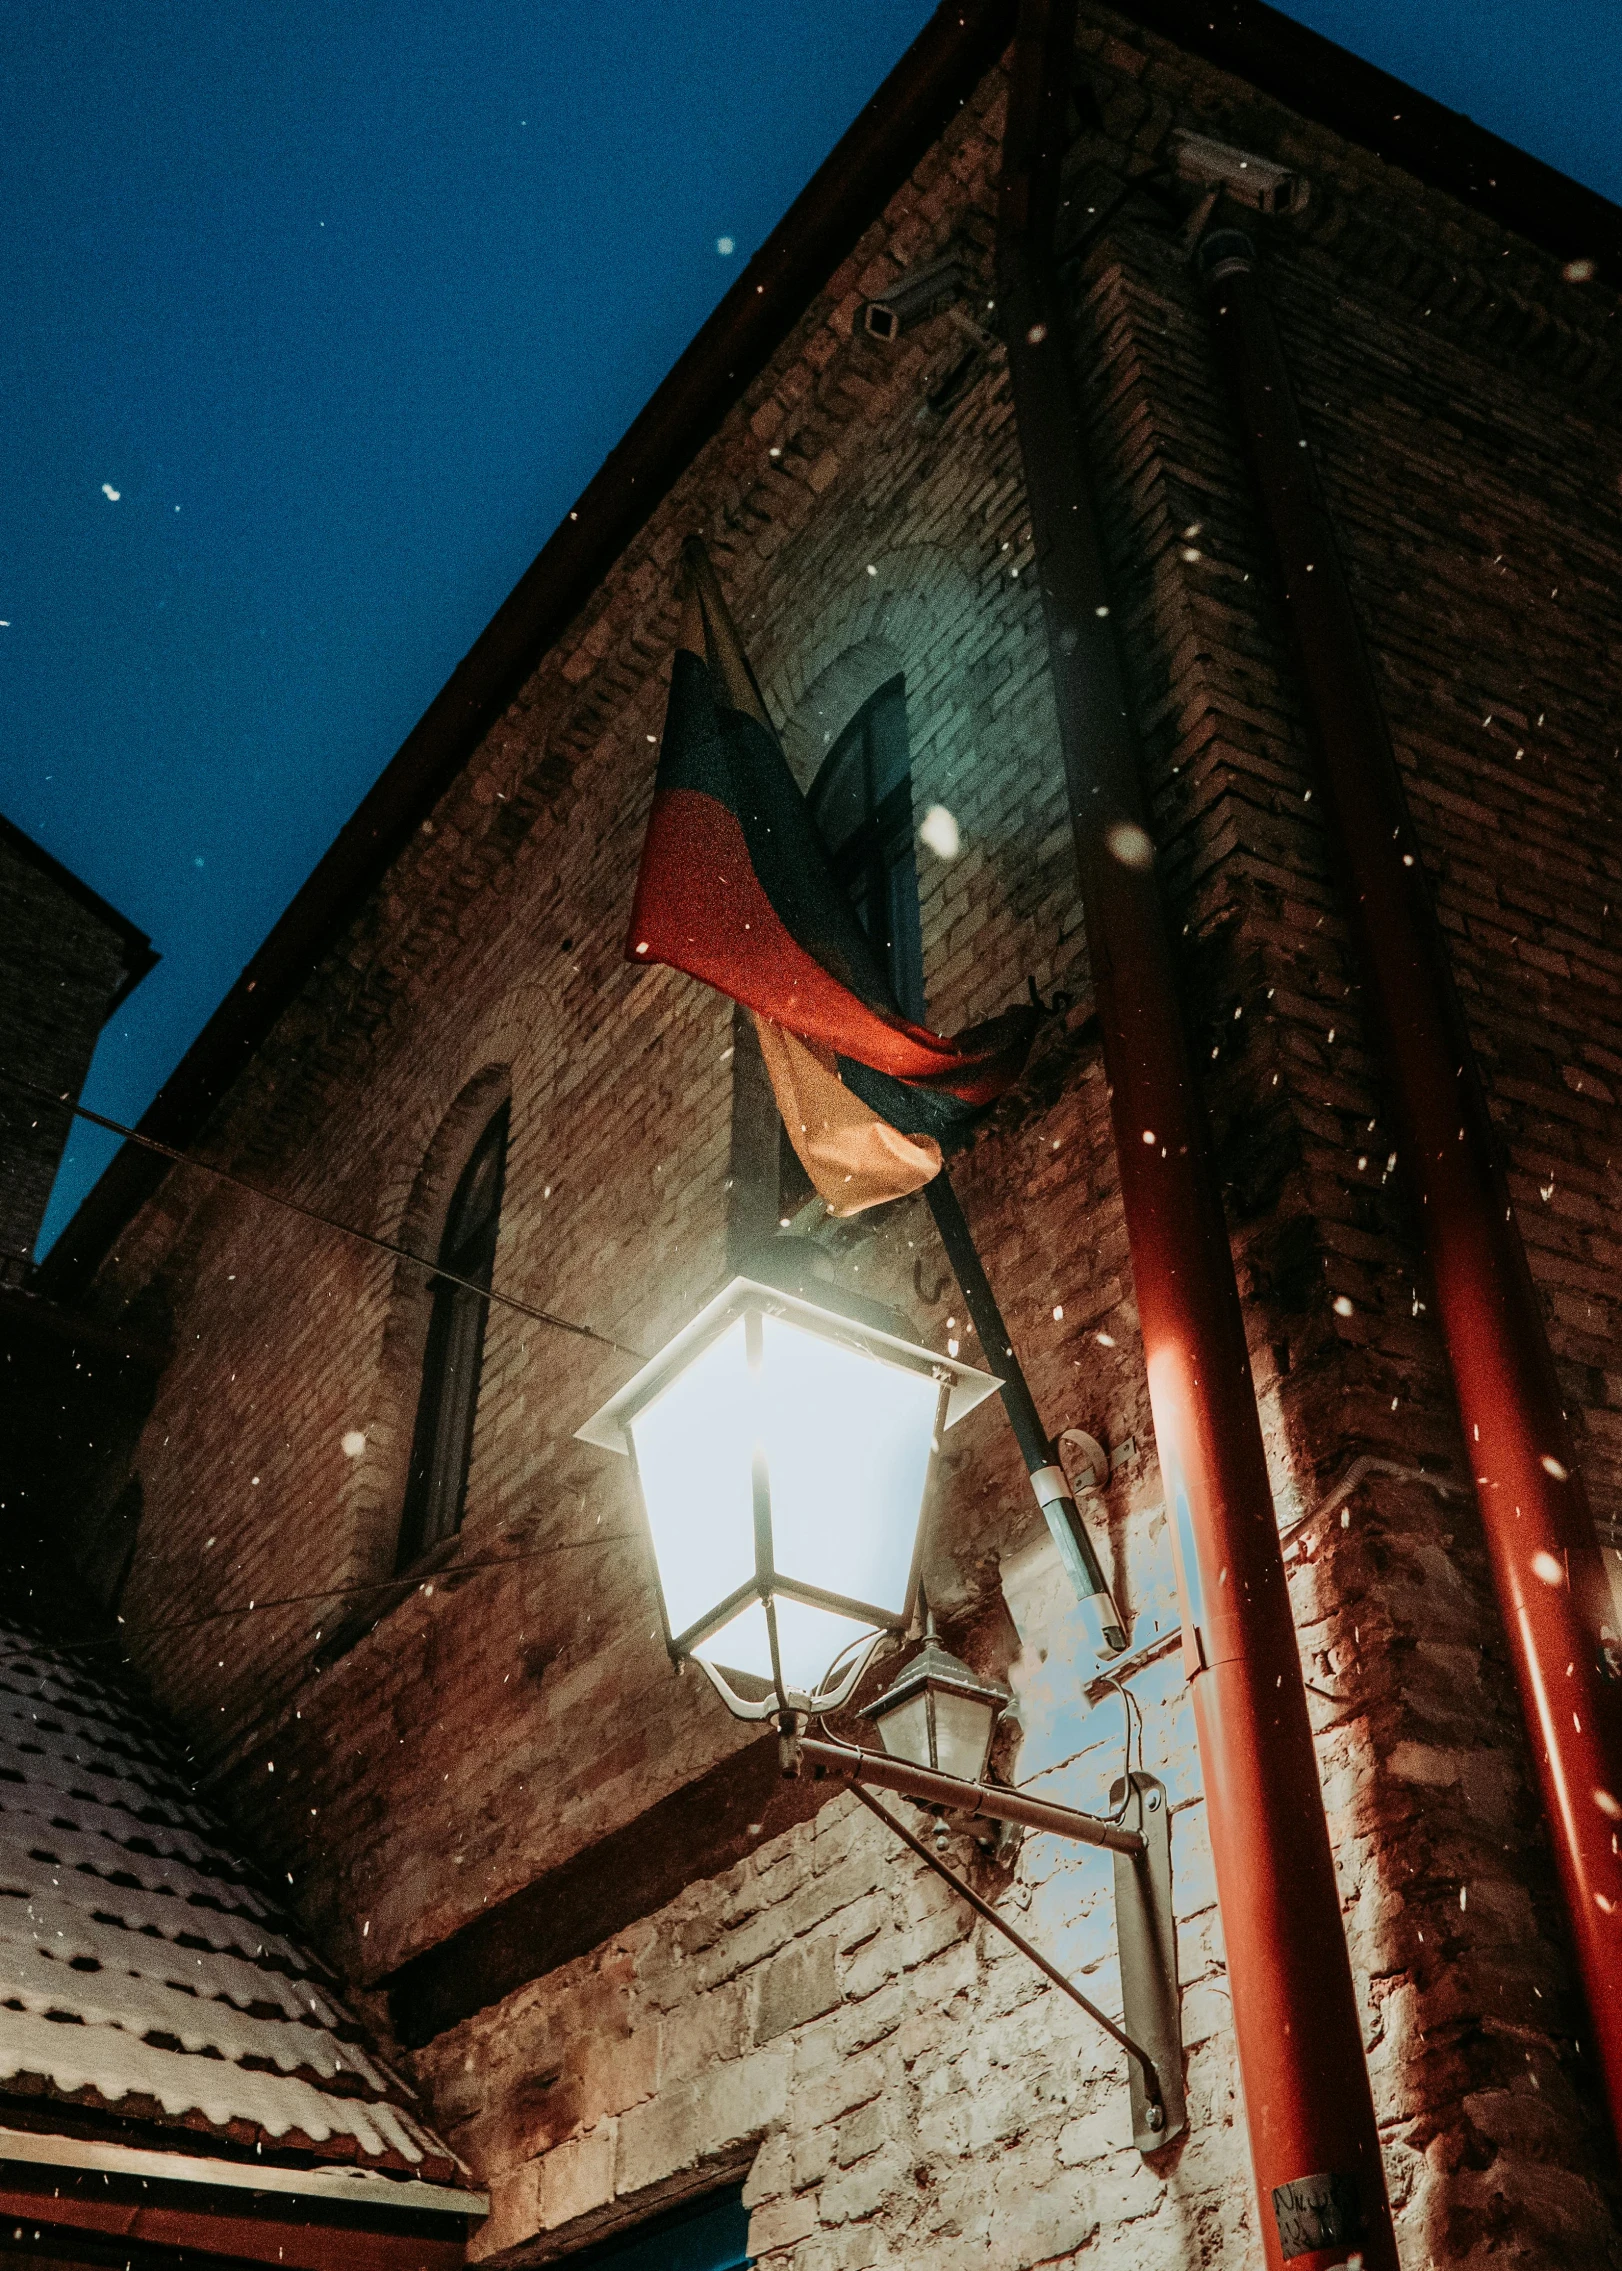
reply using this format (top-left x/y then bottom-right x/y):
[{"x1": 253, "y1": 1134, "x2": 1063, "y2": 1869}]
[
  {"x1": 751, "y1": 1015, "x2": 943, "y2": 1216},
  {"x1": 627, "y1": 538, "x2": 1037, "y2": 1214}
]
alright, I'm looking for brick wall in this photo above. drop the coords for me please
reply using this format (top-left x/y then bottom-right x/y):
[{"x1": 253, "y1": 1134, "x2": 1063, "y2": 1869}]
[
  {"x1": 73, "y1": 6, "x2": 1622, "y2": 2265},
  {"x1": 0, "y1": 827, "x2": 146, "y2": 1272}
]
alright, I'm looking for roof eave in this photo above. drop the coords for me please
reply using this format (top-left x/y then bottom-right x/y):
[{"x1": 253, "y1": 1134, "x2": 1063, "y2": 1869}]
[{"x1": 0, "y1": 2126, "x2": 486, "y2": 2218}]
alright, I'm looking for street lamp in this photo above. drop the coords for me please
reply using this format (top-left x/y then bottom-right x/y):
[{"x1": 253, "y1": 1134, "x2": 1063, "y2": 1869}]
[
  {"x1": 860, "y1": 1618, "x2": 1011, "y2": 1785},
  {"x1": 579, "y1": 1270, "x2": 1186, "y2": 2157},
  {"x1": 578, "y1": 1276, "x2": 1000, "y2": 1717}
]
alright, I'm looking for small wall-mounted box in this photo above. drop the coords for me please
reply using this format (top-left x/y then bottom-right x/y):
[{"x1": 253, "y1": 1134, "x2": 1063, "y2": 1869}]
[
  {"x1": 1170, "y1": 129, "x2": 1309, "y2": 216},
  {"x1": 861, "y1": 254, "x2": 970, "y2": 340}
]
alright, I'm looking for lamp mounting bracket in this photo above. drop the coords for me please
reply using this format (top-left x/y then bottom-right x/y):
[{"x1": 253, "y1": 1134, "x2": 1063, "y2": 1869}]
[
  {"x1": 848, "y1": 1778, "x2": 1184, "y2": 2157},
  {"x1": 785, "y1": 1735, "x2": 1184, "y2": 2155}
]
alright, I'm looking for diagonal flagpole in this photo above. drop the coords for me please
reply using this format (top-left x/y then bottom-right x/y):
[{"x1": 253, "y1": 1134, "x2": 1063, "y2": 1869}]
[{"x1": 922, "y1": 1174, "x2": 1126, "y2": 1656}]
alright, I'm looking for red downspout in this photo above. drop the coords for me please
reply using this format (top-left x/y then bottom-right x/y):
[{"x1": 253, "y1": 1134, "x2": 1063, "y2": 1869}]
[
  {"x1": 1198, "y1": 225, "x2": 1622, "y2": 2146},
  {"x1": 996, "y1": 9, "x2": 1398, "y2": 2267}
]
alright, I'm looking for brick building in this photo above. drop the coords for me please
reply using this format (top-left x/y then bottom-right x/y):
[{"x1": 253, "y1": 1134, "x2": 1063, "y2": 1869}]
[
  {"x1": 0, "y1": 836, "x2": 479, "y2": 2264},
  {"x1": 29, "y1": 0, "x2": 1622, "y2": 2265},
  {"x1": 0, "y1": 815, "x2": 154, "y2": 1280},
  {"x1": 0, "y1": 818, "x2": 158, "y2": 1636}
]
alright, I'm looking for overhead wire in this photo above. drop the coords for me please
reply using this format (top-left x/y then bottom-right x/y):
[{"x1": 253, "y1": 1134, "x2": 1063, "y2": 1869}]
[
  {"x1": 4, "y1": 1069, "x2": 652, "y2": 1726},
  {"x1": 44, "y1": 1533, "x2": 639, "y2": 1653},
  {"x1": 4, "y1": 1071, "x2": 646, "y2": 1360}
]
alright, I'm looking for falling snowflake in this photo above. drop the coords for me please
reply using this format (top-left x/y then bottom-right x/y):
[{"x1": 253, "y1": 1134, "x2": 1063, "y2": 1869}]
[
  {"x1": 1106, "y1": 822, "x2": 1154, "y2": 869},
  {"x1": 918, "y1": 805, "x2": 960, "y2": 860},
  {"x1": 101, "y1": 484, "x2": 120, "y2": 501}
]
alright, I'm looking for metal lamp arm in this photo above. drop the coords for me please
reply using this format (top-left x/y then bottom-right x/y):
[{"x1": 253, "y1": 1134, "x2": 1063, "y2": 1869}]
[
  {"x1": 787, "y1": 1732, "x2": 1186, "y2": 2155},
  {"x1": 786, "y1": 1730, "x2": 1143, "y2": 1854},
  {"x1": 847, "y1": 1781, "x2": 1168, "y2": 2130}
]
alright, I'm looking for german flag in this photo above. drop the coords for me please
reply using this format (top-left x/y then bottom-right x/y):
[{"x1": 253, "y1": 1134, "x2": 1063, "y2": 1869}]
[{"x1": 627, "y1": 540, "x2": 1036, "y2": 1214}]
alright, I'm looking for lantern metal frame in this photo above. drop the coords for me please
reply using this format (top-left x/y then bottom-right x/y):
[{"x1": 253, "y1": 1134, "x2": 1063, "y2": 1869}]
[
  {"x1": 578, "y1": 1276, "x2": 1001, "y2": 1717},
  {"x1": 580, "y1": 1276, "x2": 1186, "y2": 2156},
  {"x1": 859, "y1": 1622, "x2": 1012, "y2": 1784}
]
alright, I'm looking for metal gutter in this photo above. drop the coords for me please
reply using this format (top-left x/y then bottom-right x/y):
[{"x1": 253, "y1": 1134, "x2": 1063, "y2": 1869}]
[
  {"x1": 0, "y1": 2128, "x2": 486, "y2": 2218},
  {"x1": 995, "y1": 3, "x2": 1398, "y2": 2263},
  {"x1": 1197, "y1": 219, "x2": 1622, "y2": 2153}
]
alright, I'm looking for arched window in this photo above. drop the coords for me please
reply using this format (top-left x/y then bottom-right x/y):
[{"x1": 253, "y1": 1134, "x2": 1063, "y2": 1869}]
[
  {"x1": 807, "y1": 674, "x2": 924, "y2": 1020},
  {"x1": 397, "y1": 1100, "x2": 508, "y2": 1569}
]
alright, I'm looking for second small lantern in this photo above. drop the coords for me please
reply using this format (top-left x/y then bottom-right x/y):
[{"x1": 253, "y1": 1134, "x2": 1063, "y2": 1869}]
[{"x1": 860, "y1": 1621, "x2": 1011, "y2": 1786}]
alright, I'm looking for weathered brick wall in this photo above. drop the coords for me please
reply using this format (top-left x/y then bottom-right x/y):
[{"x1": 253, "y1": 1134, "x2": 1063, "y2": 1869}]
[
  {"x1": 0, "y1": 831, "x2": 137, "y2": 1271},
  {"x1": 72, "y1": 6, "x2": 1622, "y2": 2266},
  {"x1": 95, "y1": 57, "x2": 1105, "y2": 1998},
  {"x1": 1053, "y1": 14, "x2": 1622, "y2": 2253},
  {"x1": 423, "y1": 1544, "x2": 1244, "y2": 2271}
]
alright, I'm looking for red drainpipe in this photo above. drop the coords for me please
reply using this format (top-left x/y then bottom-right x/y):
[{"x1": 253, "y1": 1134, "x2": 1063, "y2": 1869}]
[
  {"x1": 1197, "y1": 225, "x2": 1622, "y2": 2146},
  {"x1": 996, "y1": 9, "x2": 1399, "y2": 2267}
]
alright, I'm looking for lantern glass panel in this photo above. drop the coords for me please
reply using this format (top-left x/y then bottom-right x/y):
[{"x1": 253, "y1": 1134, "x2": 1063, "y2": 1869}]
[
  {"x1": 695, "y1": 1595, "x2": 879, "y2": 1695},
  {"x1": 931, "y1": 1687, "x2": 998, "y2": 1783},
  {"x1": 870, "y1": 1689, "x2": 932, "y2": 1771},
  {"x1": 626, "y1": 1316, "x2": 756, "y2": 1646},
  {"x1": 759, "y1": 1311, "x2": 938, "y2": 1620}
]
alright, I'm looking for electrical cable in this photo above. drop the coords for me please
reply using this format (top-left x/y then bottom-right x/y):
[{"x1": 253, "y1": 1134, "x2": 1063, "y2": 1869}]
[
  {"x1": 3, "y1": 1071, "x2": 646, "y2": 1360},
  {"x1": 45, "y1": 1533, "x2": 639, "y2": 1652},
  {"x1": 1089, "y1": 1671, "x2": 1145, "y2": 1824}
]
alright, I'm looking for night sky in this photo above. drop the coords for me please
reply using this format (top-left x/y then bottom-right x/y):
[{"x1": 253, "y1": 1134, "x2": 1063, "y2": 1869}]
[{"x1": 4, "y1": 1, "x2": 1619, "y2": 1252}]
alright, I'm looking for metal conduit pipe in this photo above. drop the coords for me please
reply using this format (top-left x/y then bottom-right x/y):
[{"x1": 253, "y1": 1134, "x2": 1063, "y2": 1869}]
[
  {"x1": 1197, "y1": 225, "x2": 1622, "y2": 2146},
  {"x1": 924, "y1": 1175, "x2": 1127, "y2": 1654},
  {"x1": 994, "y1": 7, "x2": 1399, "y2": 2265}
]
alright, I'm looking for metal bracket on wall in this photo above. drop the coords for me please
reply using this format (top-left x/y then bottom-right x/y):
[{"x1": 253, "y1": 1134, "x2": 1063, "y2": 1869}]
[
  {"x1": 1110, "y1": 1772, "x2": 1187, "y2": 2152},
  {"x1": 788, "y1": 1735, "x2": 1186, "y2": 2156}
]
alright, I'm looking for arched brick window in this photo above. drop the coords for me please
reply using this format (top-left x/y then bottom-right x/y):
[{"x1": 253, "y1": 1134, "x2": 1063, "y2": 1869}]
[
  {"x1": 397, "y1": 1097, "x2": 508, "y2": 1569},
  {"x1": 771, "y1": 672, "x2": 926, "y2": 1222},
  {"x1": 807, "y1": 673, "x2": 924, "y2": 1021}
]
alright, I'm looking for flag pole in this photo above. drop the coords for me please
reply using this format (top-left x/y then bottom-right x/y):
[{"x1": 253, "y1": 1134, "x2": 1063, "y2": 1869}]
[{"x1": 923, "y1": 1172, "x2": 1127, "y2": 1657}]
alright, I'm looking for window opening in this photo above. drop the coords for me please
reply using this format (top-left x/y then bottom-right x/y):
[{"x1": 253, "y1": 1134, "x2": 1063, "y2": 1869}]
[
  {"x1": 807, "y1": 674, "x2": 924, "y2": 1022},
  {"x1": 398, "y1": 1100, "x2": 509, "y2": 1569},
  {"x1": 567, "y1": 2186, "x2": 750, "y2": 2269},
  {"x1": 782, "y1": 674, "x2": 924, "y2": 1217}
]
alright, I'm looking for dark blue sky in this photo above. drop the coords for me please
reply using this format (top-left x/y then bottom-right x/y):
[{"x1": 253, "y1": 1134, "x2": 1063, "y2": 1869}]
[{"x1": 4, "y1": 1, "x2": 1619, "y2": 1252}]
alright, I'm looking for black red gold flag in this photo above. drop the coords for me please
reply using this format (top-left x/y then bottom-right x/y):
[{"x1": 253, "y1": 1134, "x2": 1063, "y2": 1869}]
[{"x1": 627, "y1": 539, "x2": 1036, "y2": 1213}]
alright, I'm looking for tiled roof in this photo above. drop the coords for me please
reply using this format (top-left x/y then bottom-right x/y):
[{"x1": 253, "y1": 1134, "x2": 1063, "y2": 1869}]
[{"x1": 0, "y1": 1625, "x2": 460, "y2": 2184}]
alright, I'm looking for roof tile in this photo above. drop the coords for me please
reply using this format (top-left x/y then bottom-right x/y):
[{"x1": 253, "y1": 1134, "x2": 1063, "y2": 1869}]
[{"x1": 0, "y1": 1629, "x2": 460, "y2": 2185}]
